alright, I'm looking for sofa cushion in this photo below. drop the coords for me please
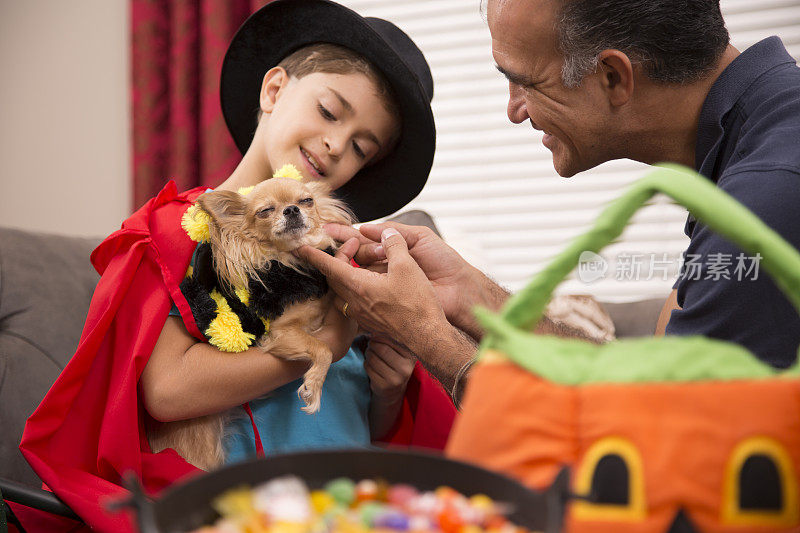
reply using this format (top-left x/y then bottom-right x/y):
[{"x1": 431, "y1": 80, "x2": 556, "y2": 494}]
[
  {"x1": 0, "y1": 227, "x2": 101, "y2": 487},
  {"x1": 601, "y1": 298, "x2": 666, "y2": 338}
]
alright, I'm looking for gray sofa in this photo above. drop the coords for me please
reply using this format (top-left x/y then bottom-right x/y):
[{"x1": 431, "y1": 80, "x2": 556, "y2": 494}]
[
  {"x1": 0, "y1": 227, "x2": 101, "y2": 488},
  {"x1": 0, "y1": 223, "x2": 664, "y2": 491}
]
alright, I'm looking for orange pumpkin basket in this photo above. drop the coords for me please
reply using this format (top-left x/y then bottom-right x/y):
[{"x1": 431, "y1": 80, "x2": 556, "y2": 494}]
[{"x1": 447, "y1": 164, "x2": 800, "y2": 533}]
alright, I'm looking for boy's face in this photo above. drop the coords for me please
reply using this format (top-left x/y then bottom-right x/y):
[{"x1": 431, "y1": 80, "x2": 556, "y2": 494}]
[{"x1": 261, "y1": 71, "x2": 399, "y2": 191}]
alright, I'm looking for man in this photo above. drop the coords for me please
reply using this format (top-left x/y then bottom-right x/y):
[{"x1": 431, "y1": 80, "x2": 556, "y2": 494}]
[{"x1": 298, "y1": 0, "x2": 800, "y2": 403}]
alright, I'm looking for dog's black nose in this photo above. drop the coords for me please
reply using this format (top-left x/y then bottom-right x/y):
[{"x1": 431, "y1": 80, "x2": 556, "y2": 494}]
[{"x1": 283, "y1": 205, "x2": 300, "y2": 217}]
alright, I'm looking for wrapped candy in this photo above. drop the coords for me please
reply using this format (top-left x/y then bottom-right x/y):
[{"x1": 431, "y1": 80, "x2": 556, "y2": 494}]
[
  {"x1": 355, "y1": 480, "x2": 380, "y2": 503},
  {"x1": 373, "y1": 510, "x2": 409, "y2": 531},
  {"x1": 252, "y1": 476, "x2": 312, "y2": 523},
  {"x1": 193, "y1": 476, "x2": 534, "y2": 533},
  {"x1": 386, "y1": 484, "x2": 417, "y2": 508},
  {"x1": 325, "y1": 478, "x2": 356, "y2": 507},
  {"x1": 358, "y1": 501, "x2": 385, "y2": 527},
  {"x1": 311, "y1": 491, "x2": 337, "y2": 515}
]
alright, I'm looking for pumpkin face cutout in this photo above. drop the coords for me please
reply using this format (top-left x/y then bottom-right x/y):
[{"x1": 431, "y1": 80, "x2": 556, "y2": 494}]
[{"x1": 447, "y1": 349, "x2": 800, "y2": 532}]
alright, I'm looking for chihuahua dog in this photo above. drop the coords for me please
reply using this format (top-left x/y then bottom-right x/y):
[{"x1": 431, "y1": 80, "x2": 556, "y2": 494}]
[{"x1": 148, "y1": 176, "x2": 354, "y2": 470}]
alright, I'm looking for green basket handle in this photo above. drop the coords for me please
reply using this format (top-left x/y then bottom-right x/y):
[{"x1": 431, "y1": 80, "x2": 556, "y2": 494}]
[{"x1": 498, "y1": 163, "x2": 800, "y2": 331}]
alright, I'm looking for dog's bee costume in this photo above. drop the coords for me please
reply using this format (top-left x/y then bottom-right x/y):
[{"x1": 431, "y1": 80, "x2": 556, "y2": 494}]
[{"x1": 179, "y1": 165, "x2": 334, "y2": 353}]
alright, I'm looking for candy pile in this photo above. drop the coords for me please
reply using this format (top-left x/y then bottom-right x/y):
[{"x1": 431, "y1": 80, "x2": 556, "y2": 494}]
[{"x1": 190, "y1": 476, "x2": 535, "y2": 533}]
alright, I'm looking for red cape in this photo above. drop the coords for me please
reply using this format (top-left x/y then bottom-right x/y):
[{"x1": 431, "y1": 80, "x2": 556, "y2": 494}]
[{"x1": 18, "y1": 182, "x2": 455, "y2": 532}]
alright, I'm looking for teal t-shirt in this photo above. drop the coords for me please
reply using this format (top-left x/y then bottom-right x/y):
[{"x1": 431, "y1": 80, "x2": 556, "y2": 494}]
[
  {"x1": 169, "y1": 238, "x2": 371, "y2": 462},
  {"x1": 224, "y1": 346, "x2": 371, "y2": 462}
]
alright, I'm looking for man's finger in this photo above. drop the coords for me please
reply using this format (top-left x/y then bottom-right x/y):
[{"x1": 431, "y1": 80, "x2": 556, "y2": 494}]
[
  {"x1": 558, "y1": 314, "x2": 615, "y2": 343},
  {"x1": 335, "y1": 237, "x2": 360, "y2": 263},
  {"x1": 296, "y1": 245, "x2": 361, "y2": 292},
  {"x1": 360, "y1": 222, "x2": 426, "y2": 249},
  {"x1": 353, "y1": 242, "x2": 386, "y2": 265},
  {"x1": 324, "y1": 223, "x2": 370, "y2": 244},
  {"x1": 547, "y1": 295, "x2": 615, "y2": 340},
  {"x1": 380, "y1": 228, "x2": 412, "y2": 272},
  {"x1": 324, "y1": 223, "x2": 384, "y2": 266}
]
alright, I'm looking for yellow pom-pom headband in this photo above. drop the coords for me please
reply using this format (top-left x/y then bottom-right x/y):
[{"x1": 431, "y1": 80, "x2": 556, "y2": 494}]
[
  {"x1": 183, "y1": 164, "x2": 305, "y2": 243},
  {"x1": 237, "y1": 164, "x2": 303, "y2": 196},
  {"x1": 273, "y1": 163, "x2": 304, "y2": 181}
]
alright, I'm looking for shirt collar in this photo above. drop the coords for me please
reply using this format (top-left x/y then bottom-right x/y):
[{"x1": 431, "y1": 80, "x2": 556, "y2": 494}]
[{"x1": 695, "y1": 36, "x2": 796, "y2": 171}]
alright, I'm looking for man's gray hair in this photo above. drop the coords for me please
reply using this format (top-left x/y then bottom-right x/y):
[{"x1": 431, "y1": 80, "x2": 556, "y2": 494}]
[{"x1": 555, "y1": 0, "x2": 729, "y2": 88}]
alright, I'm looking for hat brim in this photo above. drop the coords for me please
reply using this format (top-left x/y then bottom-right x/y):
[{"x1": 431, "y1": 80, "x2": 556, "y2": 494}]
[{"x1": 220, "y1": 0, "x2": 436, "y2": 222}]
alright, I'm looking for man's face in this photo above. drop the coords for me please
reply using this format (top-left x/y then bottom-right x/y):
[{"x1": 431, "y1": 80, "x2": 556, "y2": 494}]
[{"x1": 487, "y1": 0, "x2": 616, "y2": 177}]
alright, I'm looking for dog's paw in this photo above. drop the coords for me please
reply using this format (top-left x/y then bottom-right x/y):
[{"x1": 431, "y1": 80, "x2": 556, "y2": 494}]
[{"x1": 297, "y1": 384, "x2": 321, "y2": 414}]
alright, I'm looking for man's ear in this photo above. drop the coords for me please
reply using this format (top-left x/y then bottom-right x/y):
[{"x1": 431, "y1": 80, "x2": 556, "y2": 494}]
[
  {"x1": 596, "y1": 49, "x2": 634, "y2": 107},
  {"x1": 197, "y1": 191, "x2": 248, "y2": 232},
  {"x1": 259, "y1": 66, "x2": 290, "y2": 114}
]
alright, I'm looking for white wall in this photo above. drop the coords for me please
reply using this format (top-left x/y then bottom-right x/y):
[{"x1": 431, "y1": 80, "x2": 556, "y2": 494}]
[{"x1": 0, "y1": 0, "x2": 130, "y2": 237}]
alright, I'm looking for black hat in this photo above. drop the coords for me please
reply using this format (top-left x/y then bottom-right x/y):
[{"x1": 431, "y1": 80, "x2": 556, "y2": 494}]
[{"x1": 220, "y1": 0, "x2": 436, "y2": 222}]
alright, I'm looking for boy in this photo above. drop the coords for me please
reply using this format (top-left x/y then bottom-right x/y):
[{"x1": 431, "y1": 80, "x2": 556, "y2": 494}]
[
  {"x1": 142, "y1": 42, "x2": 422, "y2": 464},
  {"x1": 20, "y1": 2, "x2": 454, "y2": 531}
]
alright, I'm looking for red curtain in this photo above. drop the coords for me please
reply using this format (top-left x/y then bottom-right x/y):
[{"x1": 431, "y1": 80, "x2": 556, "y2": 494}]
[{"x1": 131, "y1": 0, "x2": 268, "y2": 210}]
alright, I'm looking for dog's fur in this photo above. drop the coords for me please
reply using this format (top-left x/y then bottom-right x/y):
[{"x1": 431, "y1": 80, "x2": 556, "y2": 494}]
[{"x1": 148, "y1": 177, "x2": 354, "y2": 470}]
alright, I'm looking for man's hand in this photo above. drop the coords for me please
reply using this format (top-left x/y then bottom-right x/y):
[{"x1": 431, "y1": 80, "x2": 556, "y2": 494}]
[
  {"x1": 321, "y1": 222, "x2": 509, "y2": 339},
  {"x1": 296, "y1": 227, "x2": 448, "y2": 355},
  {"x1": 543, "y1": 295, "x2": 616, "y2": 343},
  {"x1": 298, "y1": 229, "x2": 479, "y2": 397}
]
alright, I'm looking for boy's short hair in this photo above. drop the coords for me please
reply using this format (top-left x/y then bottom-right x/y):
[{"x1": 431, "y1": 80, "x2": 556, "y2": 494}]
[{"x1": 262, "y1": 43, "x2": 401, "y2": 133}]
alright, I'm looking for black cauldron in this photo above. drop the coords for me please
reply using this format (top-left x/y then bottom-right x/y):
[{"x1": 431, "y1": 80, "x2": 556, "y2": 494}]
[{"x1": 127, "y1": 449, "x2": 569, "y2": 533}]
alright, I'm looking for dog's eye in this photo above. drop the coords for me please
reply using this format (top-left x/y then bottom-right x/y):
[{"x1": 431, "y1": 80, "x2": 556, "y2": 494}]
[
  {"x1": 299, "y1": 198, "x2": 314, "y2": 206},
  {"x1": 256, "y1": 206, "x2": 275, "y2": 218}
]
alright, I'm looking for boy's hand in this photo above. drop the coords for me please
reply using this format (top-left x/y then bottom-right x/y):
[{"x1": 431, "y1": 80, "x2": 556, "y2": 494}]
[
  {"x1": 364, "y1": 335, "x2": 416, "y2": 440},
  {"x1": 365, "y1": 336, "x2": 416, "y2": 400}
]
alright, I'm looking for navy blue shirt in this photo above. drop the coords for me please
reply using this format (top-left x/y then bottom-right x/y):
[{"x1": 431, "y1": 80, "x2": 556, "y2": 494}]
[{"x1": 666, "y1": 37, "x2": 800, "y2": 368}]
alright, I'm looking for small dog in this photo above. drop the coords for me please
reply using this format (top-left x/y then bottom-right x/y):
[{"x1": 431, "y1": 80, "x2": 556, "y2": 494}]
[{"x1": 148, "y1": 176, "x2": 354, "y2": 470}]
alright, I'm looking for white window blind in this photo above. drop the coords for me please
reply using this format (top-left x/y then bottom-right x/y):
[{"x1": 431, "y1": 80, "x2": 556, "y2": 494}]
[{"x1": 341, "y1": 0, "x2": 800, "y2": 302}]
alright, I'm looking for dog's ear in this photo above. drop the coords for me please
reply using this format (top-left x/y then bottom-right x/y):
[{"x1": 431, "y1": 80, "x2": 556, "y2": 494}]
[
  {"x1": 197, "y1": 190, "x2": 248, "y2": 232},
  {"x1": 305, "y1": 181, "x2": 356, "y2": 225}
]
